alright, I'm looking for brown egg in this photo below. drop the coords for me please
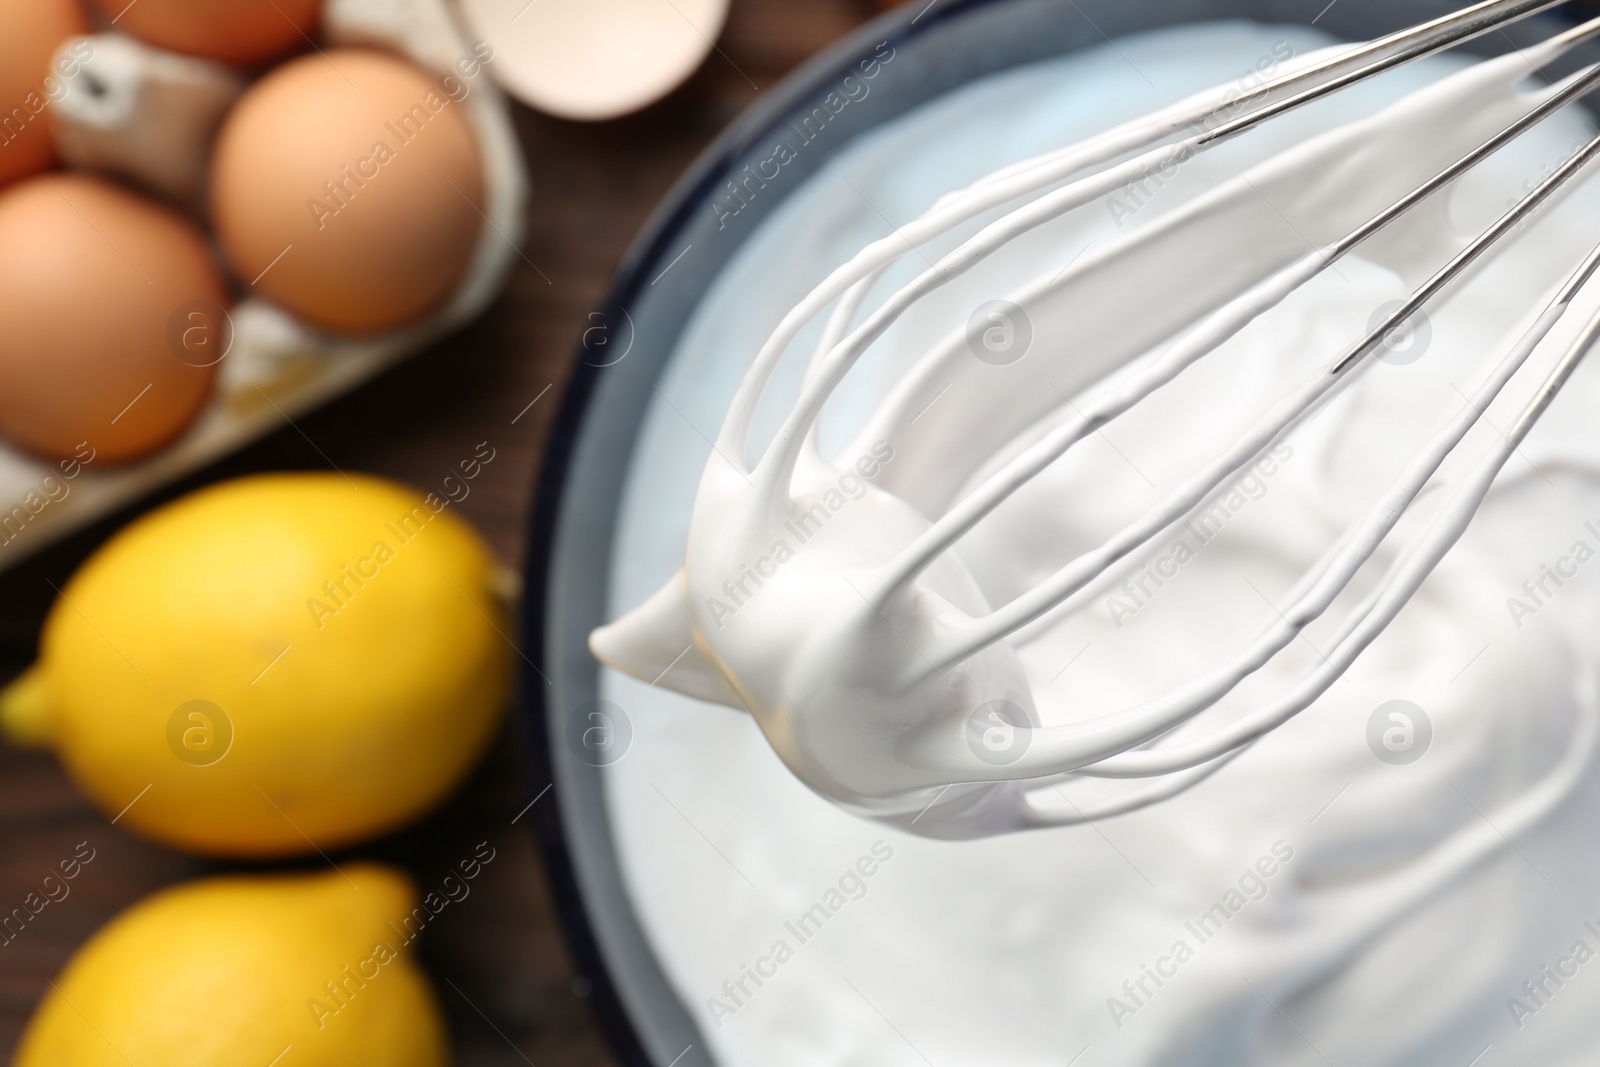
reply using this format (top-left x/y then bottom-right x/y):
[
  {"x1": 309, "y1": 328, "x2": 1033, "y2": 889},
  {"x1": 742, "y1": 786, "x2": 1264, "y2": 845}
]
[
  {"x1": 0, "y1": 174, "x2": 227, "y2": 465},
  {"x1": 210, "y1": 49, "x2": 485, "y2": 336},
  {"x1": 0, "y1": 0, "x2": 90, "y2": 188},
  {"x1": 89, "y1": 0, "x2": 322, "y2": 68}
]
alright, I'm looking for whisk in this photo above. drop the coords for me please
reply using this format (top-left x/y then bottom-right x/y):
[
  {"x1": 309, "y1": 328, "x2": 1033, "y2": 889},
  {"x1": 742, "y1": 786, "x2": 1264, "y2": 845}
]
[{"x1": 591, "y1": 0, "x2": 1600, "y2": 838}]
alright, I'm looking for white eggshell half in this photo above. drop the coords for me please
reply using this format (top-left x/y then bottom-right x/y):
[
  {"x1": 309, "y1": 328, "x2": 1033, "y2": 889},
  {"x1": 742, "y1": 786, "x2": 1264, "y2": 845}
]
[{"x1": 458, "y1": 0, "x2": 730, "y2": 120}]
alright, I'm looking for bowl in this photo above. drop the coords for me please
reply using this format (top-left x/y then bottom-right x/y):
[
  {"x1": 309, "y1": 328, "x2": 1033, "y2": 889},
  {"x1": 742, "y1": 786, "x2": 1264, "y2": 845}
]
[{"x1": 518, "y1": 2, "x2": 1600, "y2": 1064}]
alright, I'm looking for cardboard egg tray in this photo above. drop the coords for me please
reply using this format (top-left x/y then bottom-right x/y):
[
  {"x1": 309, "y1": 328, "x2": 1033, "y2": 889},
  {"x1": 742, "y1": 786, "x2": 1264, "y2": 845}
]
[{"x1": 0, "y1": 0, "x2": 529, "y2": 572}]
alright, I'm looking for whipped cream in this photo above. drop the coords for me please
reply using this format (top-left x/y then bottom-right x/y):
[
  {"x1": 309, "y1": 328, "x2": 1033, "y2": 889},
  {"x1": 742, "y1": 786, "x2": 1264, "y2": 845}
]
[{"x1": 596, "y1": 21, "x2": 1600, "y2": 1065}]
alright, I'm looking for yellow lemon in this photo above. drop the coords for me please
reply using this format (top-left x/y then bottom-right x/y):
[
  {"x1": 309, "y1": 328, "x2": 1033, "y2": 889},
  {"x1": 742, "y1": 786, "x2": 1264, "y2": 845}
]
[
  {"x1": 13, "y1": 864, "x2": 450, "y2": 1066},
  {"x1": 0, "y1": 472, "x2": 511, "y2": 857}
]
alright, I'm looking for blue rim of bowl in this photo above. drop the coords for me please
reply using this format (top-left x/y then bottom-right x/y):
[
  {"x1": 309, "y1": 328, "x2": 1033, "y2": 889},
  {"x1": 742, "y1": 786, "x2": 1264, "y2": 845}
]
[{"x1": 516, "y1": 2, "x2": 1599, "y2": 1064}]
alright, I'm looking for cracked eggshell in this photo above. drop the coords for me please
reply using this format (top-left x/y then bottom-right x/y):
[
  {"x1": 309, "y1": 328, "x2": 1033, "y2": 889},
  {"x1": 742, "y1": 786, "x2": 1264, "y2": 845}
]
[{"x1": 458, "y1": 0, "x2": 729, "y2": 120}]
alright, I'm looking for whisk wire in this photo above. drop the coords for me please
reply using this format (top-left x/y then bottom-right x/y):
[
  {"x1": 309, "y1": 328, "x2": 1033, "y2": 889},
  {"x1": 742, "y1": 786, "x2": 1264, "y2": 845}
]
[
  {"x1": 609, "y1": 6, "x2": 1600, "y2": 837},
  {"x1": 716, "y1": 2, "x2": 1587, "y2": 475},
  {"x1": 947, "y1": 131, "x2": 1600, "y2": 781},
  {"x1": 911, "y1": 86, "x2": 1600, "y2": 679},
  {"x1": 1036, "y1": 209, "x2": 1600, "y2": 783},
  {"x1": 1078, "y1": 299, "x2": 1600, "y2": 784},
  {"x1": 867, "y1": 54, "x2": 1600, "y2": 626}
]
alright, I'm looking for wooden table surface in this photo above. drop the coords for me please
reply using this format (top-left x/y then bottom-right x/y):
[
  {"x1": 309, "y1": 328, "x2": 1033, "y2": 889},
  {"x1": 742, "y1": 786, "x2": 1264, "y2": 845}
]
[{"x1": 0, "y1": 1, "x2": 880, "y2": 1061}]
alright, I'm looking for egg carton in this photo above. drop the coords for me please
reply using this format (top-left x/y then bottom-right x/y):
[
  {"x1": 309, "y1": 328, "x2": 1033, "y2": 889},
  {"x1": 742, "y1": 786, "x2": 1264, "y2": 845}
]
[{"x1": 0, "y1": 0, "x2": 529, "y2": 572}]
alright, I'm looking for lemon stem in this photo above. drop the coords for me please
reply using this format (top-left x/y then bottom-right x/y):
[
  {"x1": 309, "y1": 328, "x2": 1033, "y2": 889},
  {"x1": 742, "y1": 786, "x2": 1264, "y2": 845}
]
[{"x1": 0, "y1": 665, "x2": 53, "y2": 748}]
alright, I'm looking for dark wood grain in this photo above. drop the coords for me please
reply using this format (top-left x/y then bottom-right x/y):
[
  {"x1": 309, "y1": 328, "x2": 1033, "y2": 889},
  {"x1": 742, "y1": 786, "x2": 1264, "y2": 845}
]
[{"x1": 0, "y1": 2, "x2": 879, "y2": 1061}]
